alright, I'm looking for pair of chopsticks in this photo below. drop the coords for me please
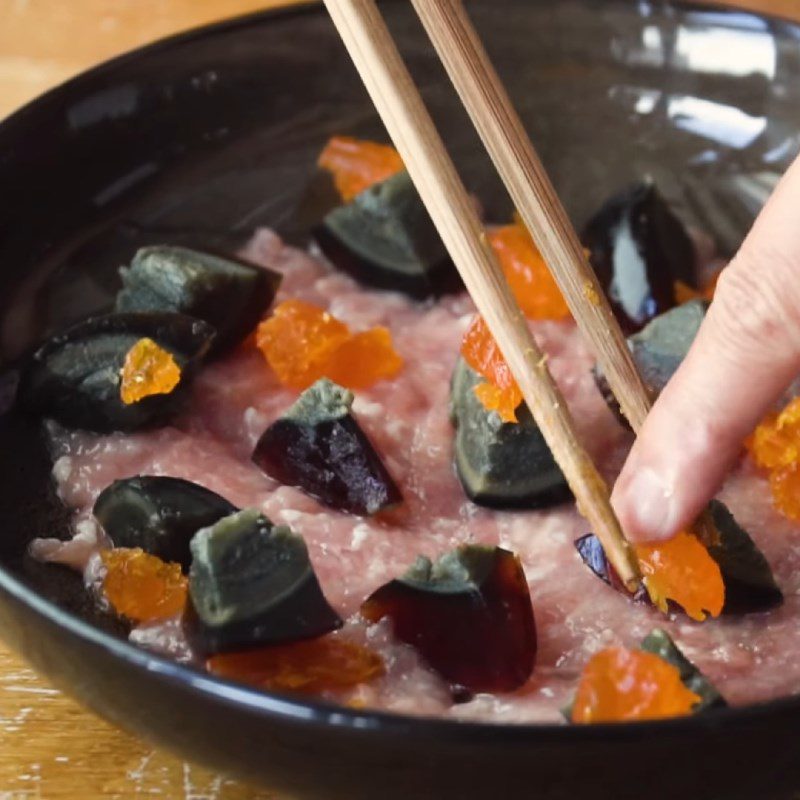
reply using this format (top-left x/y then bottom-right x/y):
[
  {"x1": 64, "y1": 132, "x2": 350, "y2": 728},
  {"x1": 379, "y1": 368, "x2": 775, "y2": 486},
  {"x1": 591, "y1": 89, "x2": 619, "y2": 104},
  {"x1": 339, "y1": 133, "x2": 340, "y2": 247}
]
[{"x1": 323, "y1": 0, "x2": 663, "y2": 591}]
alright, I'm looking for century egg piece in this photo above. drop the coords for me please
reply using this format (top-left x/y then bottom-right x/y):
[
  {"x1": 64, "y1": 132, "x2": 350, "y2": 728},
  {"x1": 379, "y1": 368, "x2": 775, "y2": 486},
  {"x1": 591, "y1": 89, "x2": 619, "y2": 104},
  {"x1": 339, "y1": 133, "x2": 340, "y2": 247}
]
[
  {"x1": 183, "y1": 508, "x2": 342, "y2": 655},
  {"x1": 704, "y1": 500, "x2": 783, "y2": 613},
  {"x1": 294, "y1": 134, "x2": 404, "y2": 238},
  {"x1": 576, "y1": 531, "x2": 723, "y2": 621},
  {"x1": 252, "y1": 378, "x2": 402, "y2": 516},
  {"x1": 569, "y1": 628, "x2": 723, "y2": 724},
  {"x1": 313, "y1": 170, "x2": 461, "y2": 299},
  {"x1": 318, "y1": 135, "x2": 404, "y2": 202},
  {"x1": 574, "y1": 533, "x2": 647, "y2": 600},
  {"x1": 19, "y1": 312, "x2": 215, "y2": 432},
  {"x1": 594, "y1": 300, "x2": 707, "y2": 425},
  {"x1": 575, "y1": 500, "x2": 782, "y2": 615},
  {"x1": 94, "y1": 476, "x2": 238, "y2": 571},
  {"x1": 581, "y1": 182, "x2": 696, "y2": 333},
  {"x1": 361, "y1": 545, "x2": 536, "y2": 693},
  {"x1": 116, "y1": 245, "x2": 281, "y2": 355},
  {"x1": 450, "y1": 358, "x2": 571, "y2": 509},
  {"x1": 639, "y1": 629, "x2": 726, "y2": 712}
]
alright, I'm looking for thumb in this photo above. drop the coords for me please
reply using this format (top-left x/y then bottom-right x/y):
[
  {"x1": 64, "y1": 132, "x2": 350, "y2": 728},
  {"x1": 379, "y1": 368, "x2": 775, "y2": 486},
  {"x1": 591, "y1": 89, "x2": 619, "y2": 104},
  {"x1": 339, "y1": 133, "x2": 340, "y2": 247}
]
[{"x1": 611, "y1": 154, "x2": 800, "y2": 542}]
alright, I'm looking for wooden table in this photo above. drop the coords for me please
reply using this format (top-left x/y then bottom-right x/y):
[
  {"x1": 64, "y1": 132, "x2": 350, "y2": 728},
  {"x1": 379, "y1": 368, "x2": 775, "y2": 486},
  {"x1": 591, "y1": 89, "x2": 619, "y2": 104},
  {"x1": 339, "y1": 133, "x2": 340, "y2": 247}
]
[{"x1": 0, "y1": 0, "x2": 797, "y2": 797}]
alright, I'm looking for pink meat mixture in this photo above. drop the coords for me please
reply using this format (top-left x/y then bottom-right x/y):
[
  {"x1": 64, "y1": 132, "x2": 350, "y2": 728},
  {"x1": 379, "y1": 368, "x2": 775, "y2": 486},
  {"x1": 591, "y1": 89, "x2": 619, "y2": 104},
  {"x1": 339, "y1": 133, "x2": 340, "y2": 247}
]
[{"x1": 33, "y1": 228, "x2": 800, "y2": 723}]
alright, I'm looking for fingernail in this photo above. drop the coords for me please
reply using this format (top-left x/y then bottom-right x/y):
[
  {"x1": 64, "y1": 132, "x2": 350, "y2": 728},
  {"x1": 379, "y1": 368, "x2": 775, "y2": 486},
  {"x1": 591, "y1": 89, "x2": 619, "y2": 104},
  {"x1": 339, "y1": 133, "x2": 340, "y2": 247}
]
[{"x1": 612, "y1": 466, "x2": 678, "y2": 542}]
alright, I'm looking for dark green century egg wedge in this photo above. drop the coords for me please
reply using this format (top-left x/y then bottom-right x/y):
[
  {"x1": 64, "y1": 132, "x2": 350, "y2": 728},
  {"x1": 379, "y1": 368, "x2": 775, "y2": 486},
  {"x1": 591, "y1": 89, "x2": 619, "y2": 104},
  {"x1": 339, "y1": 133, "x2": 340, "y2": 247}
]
[
  {"x1": 252, "y1": 378, "x2": 402, "y2": 516},
  {"x1": 183, "y1": 508, "x2": 342, "y2": 655},
  {"x1": 582, "y1": 182, "x2": 696, "y2": 333},
  {"x1": 450, "y1": 358, "x2": 571, "y2": 509},
  {"x1": 313, "y1": 170, "x2": 461, "y2": 299},
  {"x1": 627, "y1": 300, "x2": 707, "y2": 393},
  {"x1": 563, "y1": 628, "x2": 726, "y2": 721},
  {"x1": 575, "y1": 499, "x2": 783, "y2": 614},
  {"x1": 94, "y1": 476, "x2": 238, "y2": 571},
  {"x1": 116, "y1": 246, "x2": 281, "y2": 355},
  {"x1": 595, "y1": 300, "x2": 707, "y2": 425},
  {"x1": 361, "y1": 545, "x2": 536, "y2": 694},
  {"x1": 640, "y1": 629, "x2": 727, "y2": 711},
  {"x1": 19, "y1": 312, "x2": 215, "y2": 433},
  {"x1": 705, "y1": 500, "x2": 784, "y2": 613}
]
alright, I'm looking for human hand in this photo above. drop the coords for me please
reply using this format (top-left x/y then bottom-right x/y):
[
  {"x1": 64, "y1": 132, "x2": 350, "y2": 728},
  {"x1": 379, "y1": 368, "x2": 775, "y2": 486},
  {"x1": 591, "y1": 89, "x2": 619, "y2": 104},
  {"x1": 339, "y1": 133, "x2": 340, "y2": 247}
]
[{"x1": 611, "y1": 154, "x2": 800, "y2": 542}]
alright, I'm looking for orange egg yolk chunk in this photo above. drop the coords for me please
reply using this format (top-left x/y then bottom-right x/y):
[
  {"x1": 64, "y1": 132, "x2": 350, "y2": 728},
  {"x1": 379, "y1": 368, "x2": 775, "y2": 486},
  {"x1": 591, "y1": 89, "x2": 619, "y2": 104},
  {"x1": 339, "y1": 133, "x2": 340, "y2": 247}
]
[
  {"x1": 120, "y1": 337, "x2": 181, "y2": 405},
  {"x1": 101, "y1": 548, "x2": 187, "y2": 623},
  {"x1": 488, "y1": 223, "x2": 569, "y2": 321},
  {"x1": 460, "y1": 315, "x2": 523, "y2": 423},
  {"x1": 747, "y1": 397, "x2": 800, "y2": 520},
  {"x1": 635, "y1": 531, "x2": 724, "y2": 622},
  {"x1": 318, "y1": 136, "x2": 404, "y2": 202},
  {"x1": 571, "y1": 647, "x2": 700, "y2": 723},
  {"x1": 207, "y1": 637, "x2": 385, "y2": 693},
  {"x1": 255, "y1": 299, "x2": 403, "y2": 391}
]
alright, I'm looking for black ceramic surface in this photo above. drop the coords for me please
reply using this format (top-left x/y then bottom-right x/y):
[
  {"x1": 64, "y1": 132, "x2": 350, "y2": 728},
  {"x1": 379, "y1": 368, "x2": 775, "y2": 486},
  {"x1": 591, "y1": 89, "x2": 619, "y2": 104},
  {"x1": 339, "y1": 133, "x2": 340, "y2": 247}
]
[{"x1": 1, "y1": 1, "x2": 800, "y2": 798}]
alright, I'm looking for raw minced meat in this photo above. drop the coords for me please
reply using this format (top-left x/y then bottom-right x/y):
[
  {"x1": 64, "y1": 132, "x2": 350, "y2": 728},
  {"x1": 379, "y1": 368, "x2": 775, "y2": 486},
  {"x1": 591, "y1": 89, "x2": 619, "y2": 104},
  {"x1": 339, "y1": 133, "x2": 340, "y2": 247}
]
[{"x1": 32, "y1": 228, "x2": 800, "y2": 722}]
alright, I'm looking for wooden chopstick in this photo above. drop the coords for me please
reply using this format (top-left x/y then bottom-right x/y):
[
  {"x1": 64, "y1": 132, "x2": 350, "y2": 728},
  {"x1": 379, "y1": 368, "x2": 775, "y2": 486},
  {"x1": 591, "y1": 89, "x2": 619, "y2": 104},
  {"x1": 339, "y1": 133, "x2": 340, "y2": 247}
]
[
  {"x1": 410, "y1": 0, "x2": 652, "y2": 430},
  {"x1": 410, "y1": 0, "x2": 720, "y2": 547},
  {"x1": 323, "y1": 0, "x2": 641, "y2": 590}
]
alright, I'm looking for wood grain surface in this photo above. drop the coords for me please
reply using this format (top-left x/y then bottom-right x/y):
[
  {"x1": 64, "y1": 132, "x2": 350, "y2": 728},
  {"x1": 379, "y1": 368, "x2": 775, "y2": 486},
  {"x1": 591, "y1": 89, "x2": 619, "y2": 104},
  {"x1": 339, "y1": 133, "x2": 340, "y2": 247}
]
[{"x1": 0, "y1": 0, "x2": 797, "y2": 798}]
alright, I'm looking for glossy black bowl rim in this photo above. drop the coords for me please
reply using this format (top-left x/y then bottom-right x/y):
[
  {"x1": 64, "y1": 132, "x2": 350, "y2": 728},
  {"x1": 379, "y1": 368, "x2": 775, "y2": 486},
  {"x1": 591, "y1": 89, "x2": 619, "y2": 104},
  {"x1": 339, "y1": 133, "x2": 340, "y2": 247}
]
[{"x1": 1, "y1": 0, "x2": 798, "y2": 743}]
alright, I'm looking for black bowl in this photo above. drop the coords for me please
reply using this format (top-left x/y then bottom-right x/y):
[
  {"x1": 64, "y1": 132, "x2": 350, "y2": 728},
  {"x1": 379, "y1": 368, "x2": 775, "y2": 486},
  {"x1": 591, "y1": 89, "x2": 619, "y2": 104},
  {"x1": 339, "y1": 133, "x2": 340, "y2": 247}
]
[{"x1": 1, "y1": 2, "x2": 800, "y2": 798}]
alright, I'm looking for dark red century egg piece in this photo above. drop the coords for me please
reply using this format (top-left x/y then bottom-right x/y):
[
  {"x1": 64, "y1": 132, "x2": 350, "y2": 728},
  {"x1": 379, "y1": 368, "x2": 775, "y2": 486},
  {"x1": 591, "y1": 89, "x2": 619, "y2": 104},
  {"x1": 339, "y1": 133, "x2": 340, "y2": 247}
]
[{"x1": 361, "y1": 545, "x2": 536, "y2": 694}]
